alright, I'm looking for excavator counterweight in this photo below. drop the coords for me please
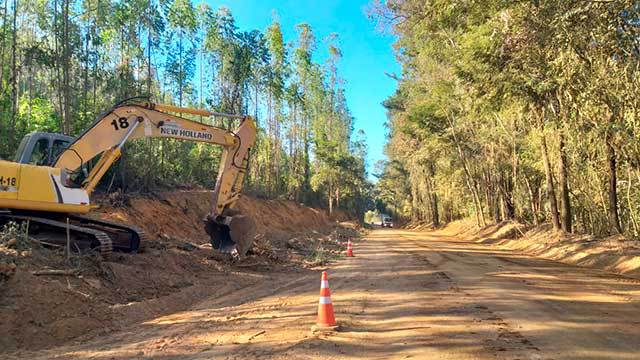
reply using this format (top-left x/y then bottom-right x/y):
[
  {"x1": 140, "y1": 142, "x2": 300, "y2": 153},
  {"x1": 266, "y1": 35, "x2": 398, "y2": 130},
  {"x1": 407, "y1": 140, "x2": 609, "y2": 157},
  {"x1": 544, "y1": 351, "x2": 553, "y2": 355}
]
[{"x1": 0, "y1": 99, "x2": 257, "y2": 257}]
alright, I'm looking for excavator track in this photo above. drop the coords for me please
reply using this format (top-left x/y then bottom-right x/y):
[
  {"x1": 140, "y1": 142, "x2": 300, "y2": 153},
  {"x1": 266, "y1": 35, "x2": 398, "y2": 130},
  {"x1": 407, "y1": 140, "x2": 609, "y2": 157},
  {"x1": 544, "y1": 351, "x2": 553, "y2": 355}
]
[
  {"x1": 0, "y1": 214, "x2": 114, "y2": 255},
  {"x1": 0, "y1": 212, "x2": 145, "y2": 255},
  {"x1": 65, "y1": 214, "x2": 145, "y2": 252}
]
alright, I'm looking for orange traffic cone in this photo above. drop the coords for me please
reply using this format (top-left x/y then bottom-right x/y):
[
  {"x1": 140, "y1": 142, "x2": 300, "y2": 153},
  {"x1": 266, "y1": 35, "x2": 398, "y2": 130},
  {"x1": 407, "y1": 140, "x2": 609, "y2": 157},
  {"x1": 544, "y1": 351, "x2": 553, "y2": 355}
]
[
  {"x1": 312, "y1": 271, "x2": 339, "y2": 332},
  {"x1": 346, "y1": 238, "x2": 354, "y2": 257}
]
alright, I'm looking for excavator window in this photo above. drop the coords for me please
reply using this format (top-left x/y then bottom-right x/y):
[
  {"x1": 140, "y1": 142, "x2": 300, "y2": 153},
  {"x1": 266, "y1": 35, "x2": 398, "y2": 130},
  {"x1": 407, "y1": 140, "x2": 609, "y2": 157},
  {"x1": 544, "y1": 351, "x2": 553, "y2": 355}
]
[
  {"x1": 14, "y1": 134, "x2": 73, "y2": 166},
  {"x1": 28, "y1": 138, "x2": 50, "y2": 166},
  {"x1": 51, "y1": 139, "x2": 70, "y2": 161},
  {"x1": 13, "y1": 135, "x2": 30, "y2": 163}
]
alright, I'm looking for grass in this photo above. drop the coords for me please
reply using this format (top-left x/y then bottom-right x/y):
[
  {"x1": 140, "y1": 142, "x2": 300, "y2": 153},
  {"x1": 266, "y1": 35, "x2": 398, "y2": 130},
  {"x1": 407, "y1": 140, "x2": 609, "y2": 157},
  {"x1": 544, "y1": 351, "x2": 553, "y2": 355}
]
[{"x1": 305, "y1": 244, "x2": 343, "y2": 266}]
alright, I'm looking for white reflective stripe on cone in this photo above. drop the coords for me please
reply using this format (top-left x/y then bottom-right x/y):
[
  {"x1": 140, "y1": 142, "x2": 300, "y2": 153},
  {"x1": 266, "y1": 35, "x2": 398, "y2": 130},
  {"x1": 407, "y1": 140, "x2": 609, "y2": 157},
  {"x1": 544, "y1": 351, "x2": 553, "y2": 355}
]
[
  {"x1": 319, "y1": 296, "x2": 332, "y2": 304},
  {"x1": 321, "y1": 280, "x2": 329, "y2": 289}
]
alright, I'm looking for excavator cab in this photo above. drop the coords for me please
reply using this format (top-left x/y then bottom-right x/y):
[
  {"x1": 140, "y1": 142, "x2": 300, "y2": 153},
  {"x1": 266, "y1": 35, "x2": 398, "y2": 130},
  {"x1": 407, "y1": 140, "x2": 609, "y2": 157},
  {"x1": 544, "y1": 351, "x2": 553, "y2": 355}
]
[
  {"x1": 14, "y1": 133, "x2": 73, "y2": 167},
  {"x1": 13, "y1": 132, "x2": 87, "y2": 188}
]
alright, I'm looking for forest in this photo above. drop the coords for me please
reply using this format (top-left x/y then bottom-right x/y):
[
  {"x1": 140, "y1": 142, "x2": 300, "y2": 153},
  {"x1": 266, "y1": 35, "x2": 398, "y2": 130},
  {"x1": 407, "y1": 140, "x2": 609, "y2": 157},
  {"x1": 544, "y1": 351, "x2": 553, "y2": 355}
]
[
  {"x1": 0, "y1": 0, "x2": 370, "y2": 216},
  {"x1": 373, "y1": 0, "x2": 640, "y2": 236}
]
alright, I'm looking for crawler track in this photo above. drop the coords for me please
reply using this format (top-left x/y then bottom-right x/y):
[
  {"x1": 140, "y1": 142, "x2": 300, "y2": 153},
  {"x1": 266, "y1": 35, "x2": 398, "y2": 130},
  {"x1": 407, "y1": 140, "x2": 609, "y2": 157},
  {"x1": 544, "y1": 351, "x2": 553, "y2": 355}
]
[{"x1": 0, "y1": 211, "x2": 145, "y2": 255}]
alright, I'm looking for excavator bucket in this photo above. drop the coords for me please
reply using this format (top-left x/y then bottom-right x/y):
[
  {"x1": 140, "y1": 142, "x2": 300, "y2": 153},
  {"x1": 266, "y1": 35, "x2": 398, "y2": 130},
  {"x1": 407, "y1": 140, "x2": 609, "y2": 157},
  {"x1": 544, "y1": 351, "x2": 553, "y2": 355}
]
[{"x1": 205, "y1": 212, "x2": 256, "y2": 257}]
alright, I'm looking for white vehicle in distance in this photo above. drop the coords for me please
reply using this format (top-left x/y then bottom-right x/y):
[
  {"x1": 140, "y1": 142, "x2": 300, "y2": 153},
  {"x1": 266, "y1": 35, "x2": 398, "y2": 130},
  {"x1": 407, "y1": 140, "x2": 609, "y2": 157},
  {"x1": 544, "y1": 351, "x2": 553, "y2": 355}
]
[{"x1": 382, "y1": 216, "x2": 394, "y2": 228}]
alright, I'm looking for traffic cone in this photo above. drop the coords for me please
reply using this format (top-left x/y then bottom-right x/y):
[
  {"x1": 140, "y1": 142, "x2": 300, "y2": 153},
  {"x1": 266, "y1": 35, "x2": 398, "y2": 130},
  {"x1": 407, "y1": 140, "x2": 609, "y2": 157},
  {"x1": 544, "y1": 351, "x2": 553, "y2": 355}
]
[
  {"x1": 346, "y1": 238, "x2": 354, "y2": 257},
  {"x1": 312, "y1": 271, "x2": 339, "y2": 332}
]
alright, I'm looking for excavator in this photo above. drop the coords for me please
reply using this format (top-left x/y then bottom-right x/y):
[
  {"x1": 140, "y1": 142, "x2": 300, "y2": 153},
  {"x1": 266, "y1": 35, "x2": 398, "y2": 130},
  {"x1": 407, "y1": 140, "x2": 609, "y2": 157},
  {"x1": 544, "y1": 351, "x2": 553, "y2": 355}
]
[{"x1": 0, "y1": 98, "x2": 257, "y2": 257}]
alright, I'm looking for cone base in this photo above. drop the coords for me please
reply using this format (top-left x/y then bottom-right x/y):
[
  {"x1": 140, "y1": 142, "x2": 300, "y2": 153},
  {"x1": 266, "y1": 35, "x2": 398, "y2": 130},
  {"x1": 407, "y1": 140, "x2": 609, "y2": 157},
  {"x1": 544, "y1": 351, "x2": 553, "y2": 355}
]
[{"x1": 311, "y1": 324, "x2": 340, "y2": 333}]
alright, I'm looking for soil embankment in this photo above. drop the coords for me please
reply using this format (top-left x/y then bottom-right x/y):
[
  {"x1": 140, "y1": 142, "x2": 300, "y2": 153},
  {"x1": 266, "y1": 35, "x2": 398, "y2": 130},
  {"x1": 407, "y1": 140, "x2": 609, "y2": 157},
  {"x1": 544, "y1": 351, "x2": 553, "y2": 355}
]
[
  {"x1": 0, "y1": 191, "x2": 356, "y2": 354},
  {"x1": 437, "y1": 220, "x2": 640, "y2": 279}
]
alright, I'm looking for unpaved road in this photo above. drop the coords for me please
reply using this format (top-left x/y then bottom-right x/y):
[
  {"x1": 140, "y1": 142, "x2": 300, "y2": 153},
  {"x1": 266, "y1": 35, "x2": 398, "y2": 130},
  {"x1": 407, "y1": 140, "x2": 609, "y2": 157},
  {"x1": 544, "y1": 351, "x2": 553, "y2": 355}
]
[{"x1": 6, "y1": 229, "x2": 640, "y2": 359}]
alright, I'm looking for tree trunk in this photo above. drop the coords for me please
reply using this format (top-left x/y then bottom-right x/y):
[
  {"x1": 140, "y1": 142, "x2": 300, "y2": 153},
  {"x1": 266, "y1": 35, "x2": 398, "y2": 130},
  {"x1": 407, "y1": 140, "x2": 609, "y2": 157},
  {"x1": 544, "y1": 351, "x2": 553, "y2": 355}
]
[
  {"x1": 540, "y1": 131, "x2": 561, "y2": 230},
  {"x1": 178, "y1": 31, "x2": 183, "y2": 107},
  {"x1": 606, "y1": 130, "x2": 622, "y2": 234},
  {"x1": 54, "y1": 0, "x2": 63, "y2": 132},
  {"x1": 410, "y1": 173, "x2": 419, "y2": 222},
  {"x1": 485, "y1": 168, "x2": 500, "y2": 223},
  {"x1": 8, "y1": 0, "x2": 17, "y2": 147},
  {"x1": 147, "y1": 0, "x2": 152, "y2": 95},
  {"x1": 328, "y1": 184, "x2": 333, "y2": 215},
  {"x1": 432, "y1": 193, "x2": 440, "y2": 227},
  {"x1": 448, "y1": 114, "x2": 485, "y2": 226},
  {"x1": 501, "y1": 171, "x2": 515, "y2": 220},
  {"x1": 275, "y1": 99, "x2": 281, "y2": 193},
  {"x1": 428, "y1": 163, "x2": 440, "y2": 227},
  {"x1": 0, "y1": 0, "x2": 7, "y2": 80},
  {"x1": 524, "y1": 176, "x2": 539, "y2": 226},
  {"x1": 511, "y1": 124, "x2": 519, "y2": 219},
  {"x1": 627, "y1": 167, "x2": 638, "y2": 236},
  {"x1": 62, "y1": 0, "x2": 72, "y2": 134},
  {"x1": 0, "y1": 0, "x2": 7, "y2": 155},
  {"x1": 303, "y1": 113, "x2": 311, "y2": 200},
  {"x1": 0, "y1": 0, "x2": 8, "y2": 97},
  {"x1": 267, "y1": 90, "x2": 272, "y2": 195},
  {"x1": 558, "y1": 134, "x2": 572, "y2": 232},
  {"x1": 83, "y1": 29, "x2": 89, "y2": 119}
]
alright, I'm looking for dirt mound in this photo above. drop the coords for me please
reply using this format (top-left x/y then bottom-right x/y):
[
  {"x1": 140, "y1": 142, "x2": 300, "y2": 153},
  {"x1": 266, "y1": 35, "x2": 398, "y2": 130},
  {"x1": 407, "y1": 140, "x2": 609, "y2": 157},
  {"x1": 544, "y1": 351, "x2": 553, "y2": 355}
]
[
  {"x1": 97, "y1": 191, "x2": 338, "y2": 246},
  {"x1": 437, "y1": 220, "x2": 640, "y2": 279},
  {"x1": 0, "y1": 191, "x2": 357, "y2": 354},
  {"x1": 437, "y1": 219, "x2": 480, "y2": 237},
  {"x1": 403, "y1": 220, "x2": 435, "y2": 231}
]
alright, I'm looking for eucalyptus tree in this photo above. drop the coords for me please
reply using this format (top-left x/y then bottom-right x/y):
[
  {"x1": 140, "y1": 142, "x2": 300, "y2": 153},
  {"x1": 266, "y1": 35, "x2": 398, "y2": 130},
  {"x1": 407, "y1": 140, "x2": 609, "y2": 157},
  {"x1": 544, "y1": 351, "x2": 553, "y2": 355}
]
[
  {"x1": 264, "y1": 18, "x2": 288, "y2": 194},
  {"x1": 376, "y1": 0, "x2": 640, "y2": 237},
  {"x1": 0, "y1": 1, "x2": 371, "y2": 218},
  {"x1": 290, "y1": 23, "x2": 317, "y2": 200},
  {"x1": 165, "y1": 0, "x2": 197, "y2": 107}
]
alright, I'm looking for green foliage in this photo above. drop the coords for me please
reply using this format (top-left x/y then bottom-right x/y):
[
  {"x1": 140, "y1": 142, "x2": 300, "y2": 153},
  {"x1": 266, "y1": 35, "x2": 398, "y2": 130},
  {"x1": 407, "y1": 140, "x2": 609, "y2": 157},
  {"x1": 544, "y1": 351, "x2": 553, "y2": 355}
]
[
  {"x1": 375, "y1": 0, "x2": 640, "y2": 236},
  {"x1": 18, "y1": 97, "x2": 60, "y2": 133},
  {"x1": 0, "y1": 0, "x2": 370, "y2": 218},
  {"x1": 306, "y1": 246, "x2": 341, "y2": 266}
]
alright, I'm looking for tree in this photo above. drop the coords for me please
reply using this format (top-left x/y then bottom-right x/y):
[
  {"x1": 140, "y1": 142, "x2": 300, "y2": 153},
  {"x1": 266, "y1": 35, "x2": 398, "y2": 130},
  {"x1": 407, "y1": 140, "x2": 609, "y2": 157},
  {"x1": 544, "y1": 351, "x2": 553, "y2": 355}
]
[
  {"x1": 0, "y1": 0, "x2": 372, "y2": 220},
  {"x1": 374, "y1": 0, "x2": 640, "y2": 237},
  {"x1": 165, "y1": 0, "x2": 197, "y2": 107}
]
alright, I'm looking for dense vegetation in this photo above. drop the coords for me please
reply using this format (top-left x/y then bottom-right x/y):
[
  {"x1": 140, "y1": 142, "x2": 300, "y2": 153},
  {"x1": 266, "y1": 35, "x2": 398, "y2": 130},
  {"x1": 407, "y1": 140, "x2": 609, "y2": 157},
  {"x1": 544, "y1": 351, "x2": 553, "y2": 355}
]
[
  {"x1": 373, "y1": 1, "x2": 640, "y2": 236},
  {"x1": 0, "y1": 0, "x2": 370, "y2": 215}
]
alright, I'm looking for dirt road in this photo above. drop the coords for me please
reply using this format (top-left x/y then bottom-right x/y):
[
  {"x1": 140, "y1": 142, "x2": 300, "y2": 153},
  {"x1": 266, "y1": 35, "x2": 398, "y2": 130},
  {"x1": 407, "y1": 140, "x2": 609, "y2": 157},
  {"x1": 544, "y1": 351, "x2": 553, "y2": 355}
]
[{"x1": 6, "y1": 229, "x2": 640, "y2": 359}]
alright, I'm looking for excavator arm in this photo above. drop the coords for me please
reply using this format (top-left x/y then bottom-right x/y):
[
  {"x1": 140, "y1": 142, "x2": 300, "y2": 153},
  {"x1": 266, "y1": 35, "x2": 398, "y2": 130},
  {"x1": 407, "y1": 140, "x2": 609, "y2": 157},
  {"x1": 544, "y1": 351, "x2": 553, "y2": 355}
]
[{"x1": 54, "y1": 101, "x2": 257, "y2": 255}]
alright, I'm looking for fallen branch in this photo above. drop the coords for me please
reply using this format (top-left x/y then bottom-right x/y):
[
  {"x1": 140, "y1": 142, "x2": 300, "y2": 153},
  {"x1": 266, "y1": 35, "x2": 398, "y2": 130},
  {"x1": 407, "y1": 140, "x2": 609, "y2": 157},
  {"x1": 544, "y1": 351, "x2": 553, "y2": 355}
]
[
  {"x1": 30, "y1": 239, "x2": 64, "y2": 248},
  {"x1": 234, "y1": 262, "x2": 261, "y2": 268},
  {"x1": 31, "y1": 269, "x2": 79, "y2": 276},
  {"x1": 248, "y1": 330, "x2": 266, "y2": 341}
]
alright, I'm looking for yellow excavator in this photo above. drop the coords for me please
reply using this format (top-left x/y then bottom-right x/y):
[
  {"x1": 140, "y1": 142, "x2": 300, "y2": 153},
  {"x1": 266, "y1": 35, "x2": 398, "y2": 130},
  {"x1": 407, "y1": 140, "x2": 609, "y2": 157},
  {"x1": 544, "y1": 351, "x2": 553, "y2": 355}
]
[{"x1": 0, "y1": 98, "x2": 257, "y2": 257}]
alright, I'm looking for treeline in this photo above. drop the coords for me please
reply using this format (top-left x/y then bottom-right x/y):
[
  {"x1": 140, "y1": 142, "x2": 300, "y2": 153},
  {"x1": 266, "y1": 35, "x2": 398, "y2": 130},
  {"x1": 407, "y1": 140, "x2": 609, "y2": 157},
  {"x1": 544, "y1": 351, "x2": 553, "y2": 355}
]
[
  {"x1": 373, "y1": 1, "x2": 640, "y2": 236},
  {"x1": 0, "y1": 0, "x2": 370, "y2": 215}
]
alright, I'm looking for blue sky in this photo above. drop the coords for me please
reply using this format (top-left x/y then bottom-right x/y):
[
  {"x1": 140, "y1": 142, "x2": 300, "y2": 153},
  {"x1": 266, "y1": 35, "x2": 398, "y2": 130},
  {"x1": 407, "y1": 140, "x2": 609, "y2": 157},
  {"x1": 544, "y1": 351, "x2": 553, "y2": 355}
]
[{"x1": 205, "y1": 0, "x2": 400, "y2": 180}]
